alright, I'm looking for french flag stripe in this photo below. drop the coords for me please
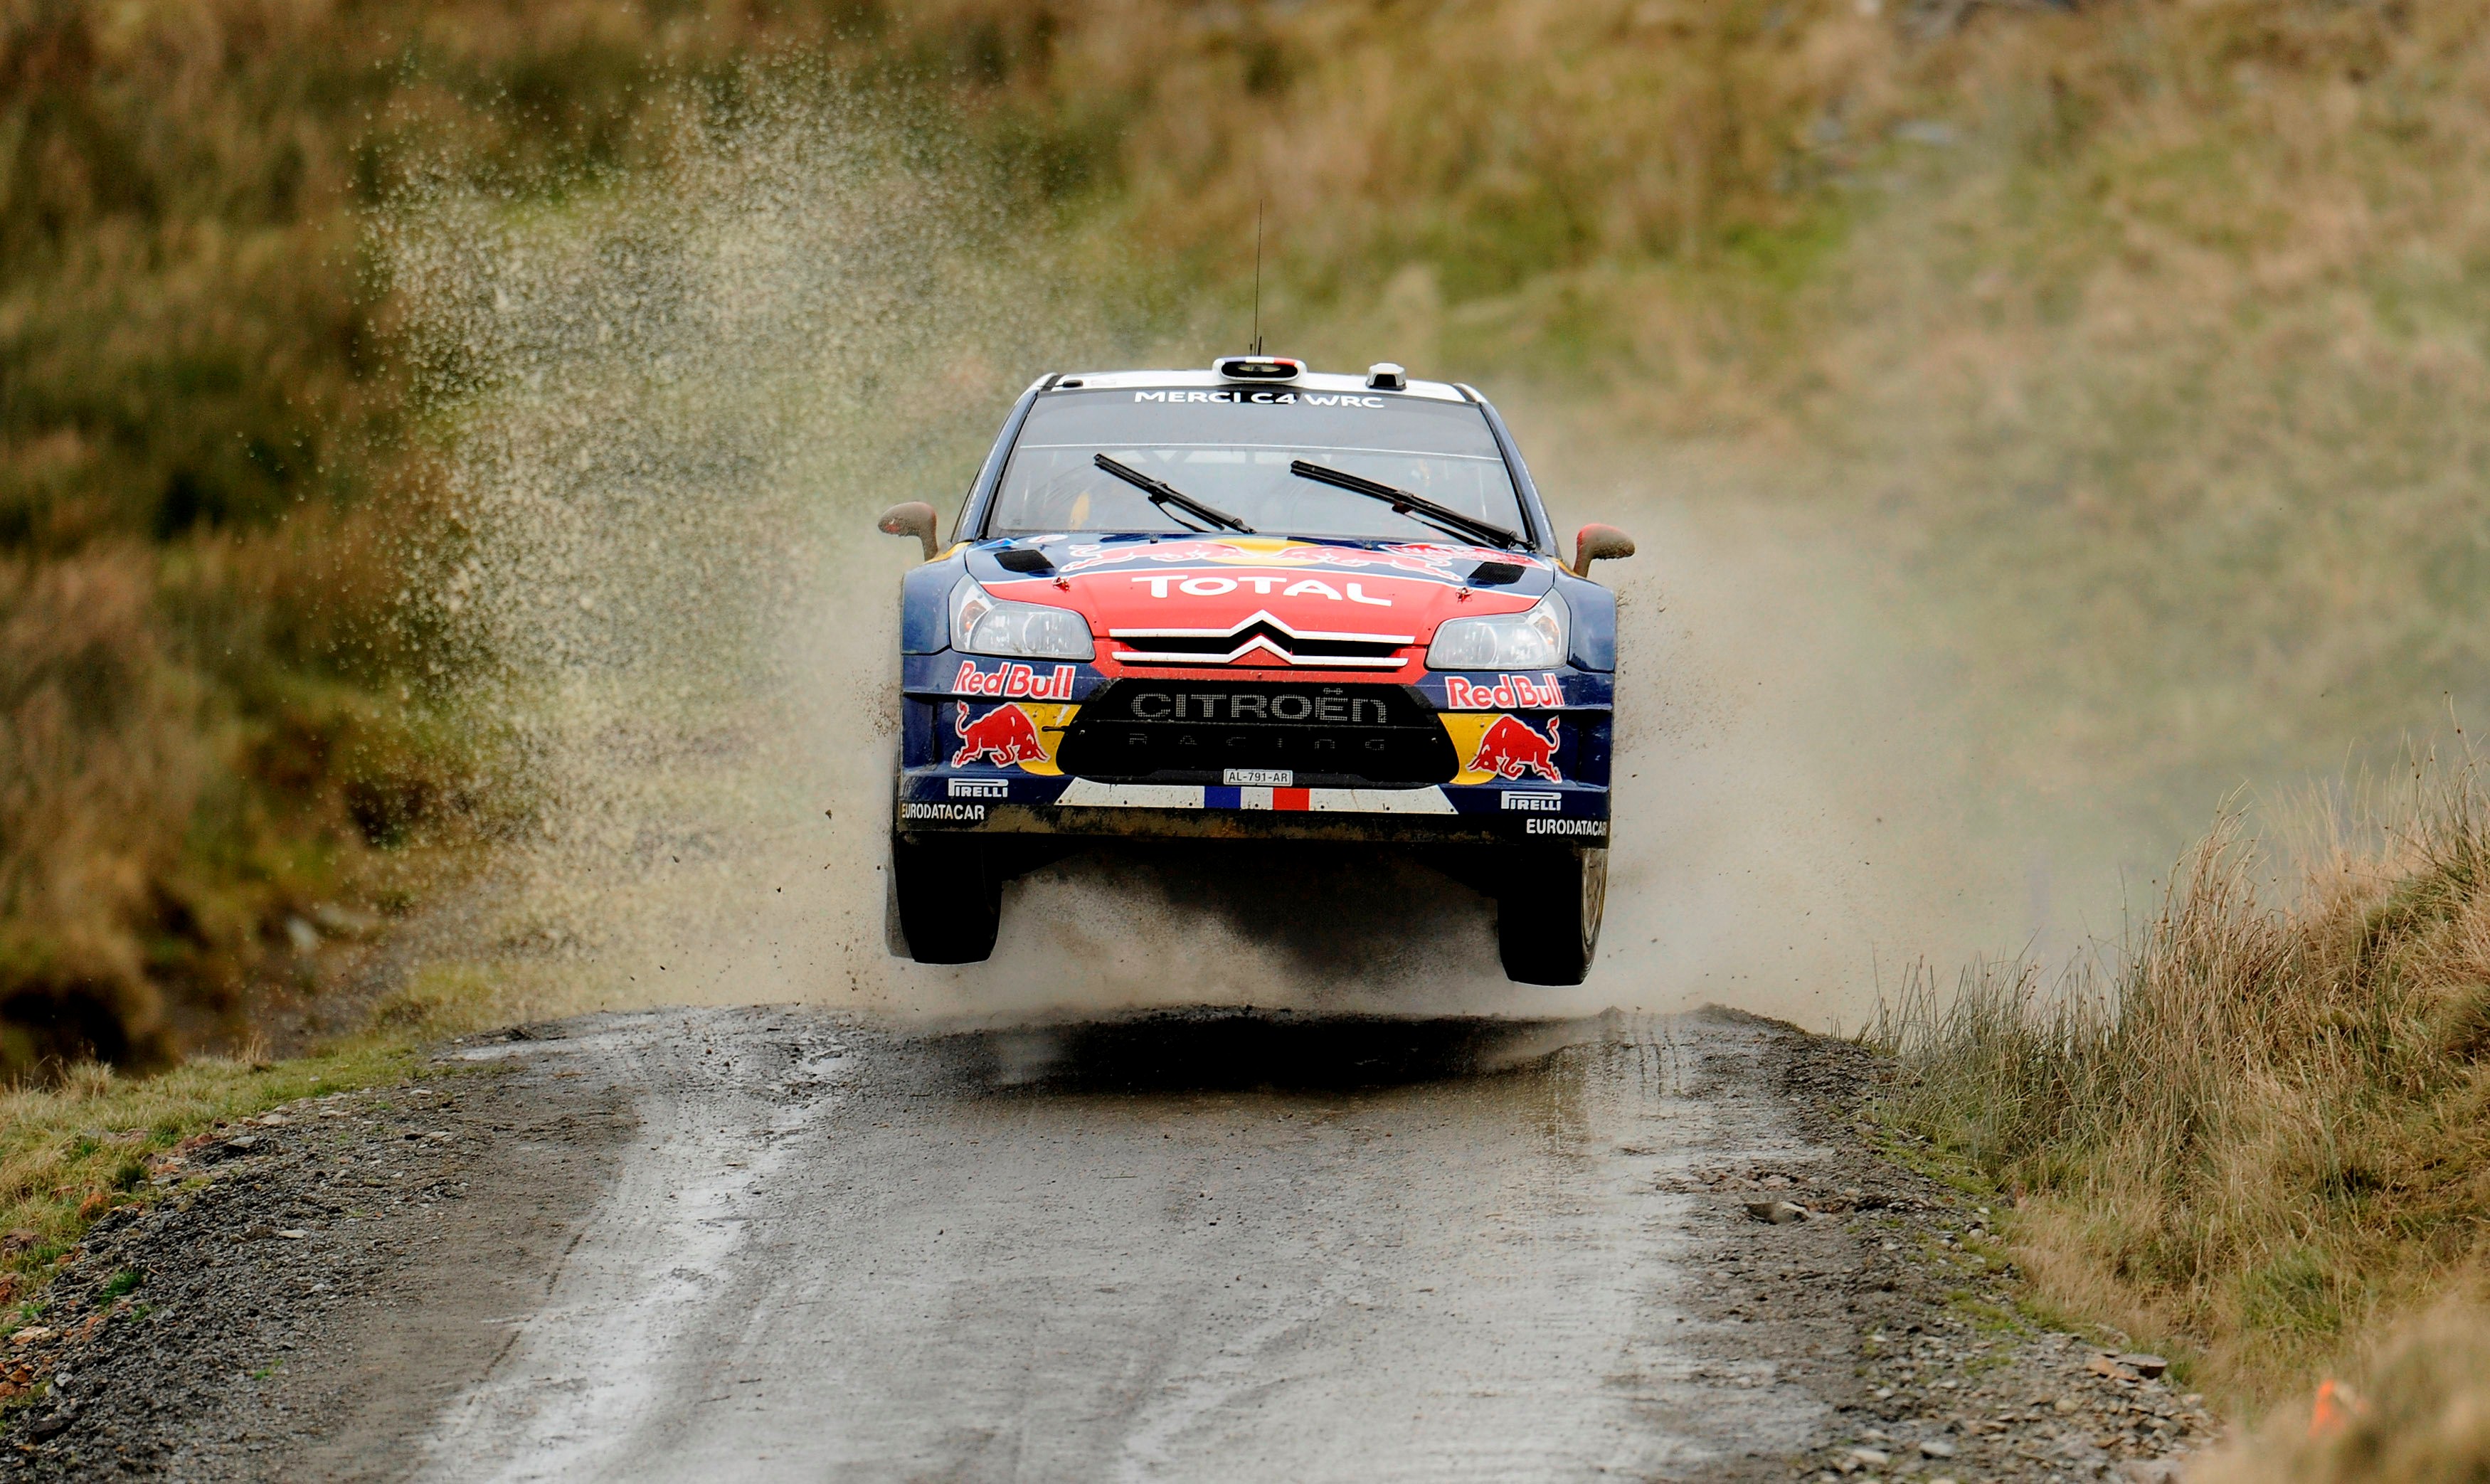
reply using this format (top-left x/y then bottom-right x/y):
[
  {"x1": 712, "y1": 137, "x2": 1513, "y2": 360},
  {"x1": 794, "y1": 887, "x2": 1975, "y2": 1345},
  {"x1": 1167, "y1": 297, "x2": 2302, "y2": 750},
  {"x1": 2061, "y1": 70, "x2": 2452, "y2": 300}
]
[{"x1": 1213, "y1": 787, "x2": 1309, "y2": 812}]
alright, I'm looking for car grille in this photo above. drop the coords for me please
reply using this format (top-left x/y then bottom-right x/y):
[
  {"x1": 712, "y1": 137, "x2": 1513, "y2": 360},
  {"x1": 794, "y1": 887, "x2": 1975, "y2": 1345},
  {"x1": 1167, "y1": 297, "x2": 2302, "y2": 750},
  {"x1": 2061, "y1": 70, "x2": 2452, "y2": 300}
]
[
  {"x1": 1057, "y1": 682, "x2": 1455, "y2": 787},
  {"x1": 1106, "y1": 613, "x2": 1413, "y2": 669}
]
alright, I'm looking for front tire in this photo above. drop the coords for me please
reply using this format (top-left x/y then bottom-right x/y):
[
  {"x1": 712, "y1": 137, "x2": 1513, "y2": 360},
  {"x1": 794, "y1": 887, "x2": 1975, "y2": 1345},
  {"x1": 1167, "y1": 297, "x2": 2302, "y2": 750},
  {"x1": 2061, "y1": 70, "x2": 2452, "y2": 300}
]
[
  {"x1": 1496, "y1": 846, "x2": 1607, "y2": 985},
  {"x1": 891, "y1": 834, "x2": 1002, "y2": 964}
]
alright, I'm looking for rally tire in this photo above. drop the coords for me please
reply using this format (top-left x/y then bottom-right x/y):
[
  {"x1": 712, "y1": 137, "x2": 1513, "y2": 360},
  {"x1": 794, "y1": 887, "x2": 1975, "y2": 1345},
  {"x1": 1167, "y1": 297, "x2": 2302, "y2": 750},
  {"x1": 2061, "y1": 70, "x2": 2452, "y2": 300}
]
[
  {"x1": 1496, "y1": 845, "x2": 1607, "y2": 985},
  {"x1": 891, "y1": 834, "x2": 1002, "y2": 965}
]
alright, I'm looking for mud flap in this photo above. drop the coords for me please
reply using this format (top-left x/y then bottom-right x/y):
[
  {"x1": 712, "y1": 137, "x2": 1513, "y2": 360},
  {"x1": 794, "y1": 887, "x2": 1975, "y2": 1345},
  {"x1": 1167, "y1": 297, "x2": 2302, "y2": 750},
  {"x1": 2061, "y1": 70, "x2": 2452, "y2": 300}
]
[
  {"x1": 883, "y1": 849, "x2": 910, "y2": 958},
  {"x1": 891, "y1": 834, "x2": 1002, "y2": 964}
]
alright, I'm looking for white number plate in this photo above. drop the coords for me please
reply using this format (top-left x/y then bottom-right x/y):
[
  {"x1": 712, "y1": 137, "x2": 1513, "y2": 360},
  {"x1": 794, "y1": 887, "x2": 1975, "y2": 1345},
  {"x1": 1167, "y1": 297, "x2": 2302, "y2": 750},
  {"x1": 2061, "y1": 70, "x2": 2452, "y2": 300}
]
[{"x1": 1224, "y1": 768, "x2": 1293, "y2": 787}]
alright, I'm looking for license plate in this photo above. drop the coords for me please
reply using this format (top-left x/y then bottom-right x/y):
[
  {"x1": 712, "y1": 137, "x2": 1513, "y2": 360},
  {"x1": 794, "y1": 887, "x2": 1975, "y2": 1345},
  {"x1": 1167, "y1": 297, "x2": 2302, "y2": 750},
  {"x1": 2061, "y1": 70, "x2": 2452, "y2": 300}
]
[{"x1": 1223, "y1": 768, "x2": 1293, "y2": 787}]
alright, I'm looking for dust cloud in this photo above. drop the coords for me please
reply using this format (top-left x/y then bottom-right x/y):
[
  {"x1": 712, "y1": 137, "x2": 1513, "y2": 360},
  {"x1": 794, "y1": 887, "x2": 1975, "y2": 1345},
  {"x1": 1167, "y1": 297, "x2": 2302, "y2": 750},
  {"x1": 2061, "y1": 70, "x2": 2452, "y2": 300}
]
[
  {"x1": 386, "y1": 99, "x2": 2083, "y2": 1032},
  {"x1": 1529, "y1": 448, "x2": 2101, "y2": 1029}
]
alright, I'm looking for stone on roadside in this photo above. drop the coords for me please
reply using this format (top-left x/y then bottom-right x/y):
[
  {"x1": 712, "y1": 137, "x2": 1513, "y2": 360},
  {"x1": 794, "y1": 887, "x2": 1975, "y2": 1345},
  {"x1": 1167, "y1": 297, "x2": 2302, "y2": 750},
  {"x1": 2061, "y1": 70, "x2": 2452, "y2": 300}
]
[
  {"x1": 2116, "y1": 1352, "x2": 2170, "y2": 1379},
  {"x1": 1919, "y1": 1438, "x2": 1956, "y2": 1458}
]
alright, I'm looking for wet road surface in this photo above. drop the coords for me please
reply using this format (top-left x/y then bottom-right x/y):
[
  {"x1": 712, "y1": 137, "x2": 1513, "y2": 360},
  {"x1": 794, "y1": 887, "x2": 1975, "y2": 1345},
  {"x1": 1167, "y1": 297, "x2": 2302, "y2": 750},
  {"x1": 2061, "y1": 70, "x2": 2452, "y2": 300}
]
[
  {"x1": 337, "y1": 1007, "x2": 1844, "y2": 1482},
  {"x1": 16, "y1": 1005, "x2": 2214, "y2": 1483}
]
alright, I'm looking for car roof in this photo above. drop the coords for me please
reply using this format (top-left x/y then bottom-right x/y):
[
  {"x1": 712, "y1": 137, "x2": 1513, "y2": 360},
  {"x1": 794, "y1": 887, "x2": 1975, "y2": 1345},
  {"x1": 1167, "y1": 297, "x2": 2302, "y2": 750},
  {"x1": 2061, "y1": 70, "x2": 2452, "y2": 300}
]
[{"x1": 1032, "y1": 369, "x2": 1473, "y2": 404}]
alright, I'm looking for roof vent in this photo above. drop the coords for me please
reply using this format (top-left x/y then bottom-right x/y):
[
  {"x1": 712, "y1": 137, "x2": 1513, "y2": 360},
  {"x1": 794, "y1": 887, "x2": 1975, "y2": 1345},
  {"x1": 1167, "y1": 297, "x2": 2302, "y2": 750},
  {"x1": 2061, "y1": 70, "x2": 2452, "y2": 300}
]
[
  {"x1": 1213, "y1": 355, "x2": 1304, "y2": 382},
  {"x1": 1366, "y1": 362, "x2": 1408, "y2": 391}
]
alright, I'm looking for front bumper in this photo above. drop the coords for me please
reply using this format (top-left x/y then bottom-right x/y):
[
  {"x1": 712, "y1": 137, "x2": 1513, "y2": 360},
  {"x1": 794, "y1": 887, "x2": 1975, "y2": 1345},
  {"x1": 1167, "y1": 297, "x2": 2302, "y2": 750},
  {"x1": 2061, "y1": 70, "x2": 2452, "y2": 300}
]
[
  {"x1": 893, "y1": 655, "x2": 1612, "y2": 847},
  {"x1": 895, "y1": 775, "x2": 1609, "y2": 845}
]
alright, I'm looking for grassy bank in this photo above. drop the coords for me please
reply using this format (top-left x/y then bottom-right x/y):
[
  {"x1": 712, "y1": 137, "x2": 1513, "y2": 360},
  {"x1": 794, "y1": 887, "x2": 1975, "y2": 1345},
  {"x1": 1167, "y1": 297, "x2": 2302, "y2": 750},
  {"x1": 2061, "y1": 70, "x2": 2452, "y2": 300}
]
[
  {"x1": 0, "y1": 0, "x2": 670, "y2": 1070},
  {"x1": 0, "y1": 1, "x2": 1079, "y2": 1072},
  {"x1": 1872, "y1": 763, "x2": 2490, "y2": 1463}
]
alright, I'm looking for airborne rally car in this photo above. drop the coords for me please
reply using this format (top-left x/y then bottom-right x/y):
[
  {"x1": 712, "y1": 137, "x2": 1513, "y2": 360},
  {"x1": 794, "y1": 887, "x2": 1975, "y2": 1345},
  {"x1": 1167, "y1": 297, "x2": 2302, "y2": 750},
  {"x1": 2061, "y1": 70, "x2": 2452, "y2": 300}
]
[{"x1": 876, "y1": 357, "x2": 1635, "y2": 985}]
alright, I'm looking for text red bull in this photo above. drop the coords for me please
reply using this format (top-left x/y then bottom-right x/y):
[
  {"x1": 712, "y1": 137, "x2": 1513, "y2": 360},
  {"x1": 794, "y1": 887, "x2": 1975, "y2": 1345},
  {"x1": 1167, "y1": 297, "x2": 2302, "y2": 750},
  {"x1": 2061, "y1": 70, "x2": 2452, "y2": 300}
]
[
  {"x1": 1442, "y1": 672, "x2": 1564, "y2": 711},
  {"x1": 952, "y1": 703, "x2": 1051, "y2": 768},
  {"x1": 953, "y1": 661, "x2": 1076, "y2": 700},
  {"x1": 1469, "y1": 714, "x2": 1564, "y2": 783}
]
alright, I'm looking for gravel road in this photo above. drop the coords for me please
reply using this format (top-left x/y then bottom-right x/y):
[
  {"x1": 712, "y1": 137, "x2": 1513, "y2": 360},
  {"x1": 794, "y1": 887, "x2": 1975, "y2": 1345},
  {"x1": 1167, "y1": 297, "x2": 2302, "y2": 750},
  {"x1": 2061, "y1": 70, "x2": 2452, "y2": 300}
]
[{"x1": 0, "y1": 1008, "x2": 2216, "y2": 1481}]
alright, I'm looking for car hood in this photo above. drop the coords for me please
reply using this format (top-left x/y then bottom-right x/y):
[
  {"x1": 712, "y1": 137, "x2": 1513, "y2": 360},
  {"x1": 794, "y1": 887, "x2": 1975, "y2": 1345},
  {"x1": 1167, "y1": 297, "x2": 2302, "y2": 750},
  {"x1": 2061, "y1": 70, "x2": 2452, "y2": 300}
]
[{"x1": 965, "y1": 536, "x2": 1553, "y2": 677}]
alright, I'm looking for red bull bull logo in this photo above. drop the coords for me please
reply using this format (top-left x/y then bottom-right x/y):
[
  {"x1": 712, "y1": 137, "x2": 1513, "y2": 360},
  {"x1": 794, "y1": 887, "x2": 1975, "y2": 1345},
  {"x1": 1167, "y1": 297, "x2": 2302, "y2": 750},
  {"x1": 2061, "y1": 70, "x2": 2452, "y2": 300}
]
[
  {"x1": 1468, "y1": 714, "x2": 1563, "y2": 783},
  {"x1": 952, "y1": 703, "x2": 1051, "y2": 768}
]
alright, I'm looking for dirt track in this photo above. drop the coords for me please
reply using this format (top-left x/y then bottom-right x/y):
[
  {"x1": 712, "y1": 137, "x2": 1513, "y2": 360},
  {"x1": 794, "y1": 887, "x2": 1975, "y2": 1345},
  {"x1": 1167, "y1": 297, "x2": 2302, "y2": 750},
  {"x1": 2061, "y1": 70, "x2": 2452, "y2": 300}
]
[{"x1": 0, "y1": 1008, "x2": 2214, "y2": 1481}]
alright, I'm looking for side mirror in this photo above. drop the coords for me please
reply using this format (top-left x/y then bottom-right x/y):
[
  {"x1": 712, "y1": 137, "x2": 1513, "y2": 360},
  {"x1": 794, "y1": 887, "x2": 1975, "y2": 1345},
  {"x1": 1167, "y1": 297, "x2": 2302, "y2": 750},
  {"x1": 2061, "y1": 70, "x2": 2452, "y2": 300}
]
[
  {"x1": 878, "y1": 502, "x2": 941, "y2": 563},
  {"x1": 1571, "y1": 523, "x2": 1635, "y2": 576}
]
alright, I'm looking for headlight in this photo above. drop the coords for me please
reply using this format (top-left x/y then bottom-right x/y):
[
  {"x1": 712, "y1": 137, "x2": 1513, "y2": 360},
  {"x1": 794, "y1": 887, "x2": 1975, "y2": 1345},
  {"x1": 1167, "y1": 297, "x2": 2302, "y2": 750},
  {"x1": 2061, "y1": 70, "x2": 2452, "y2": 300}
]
[
  {"x1": 1426, "y1": 593, "x2": 1568, "y2": 670},
  {"x1": 950, "y1": 576, "x2": 1095, "y2": 660}
]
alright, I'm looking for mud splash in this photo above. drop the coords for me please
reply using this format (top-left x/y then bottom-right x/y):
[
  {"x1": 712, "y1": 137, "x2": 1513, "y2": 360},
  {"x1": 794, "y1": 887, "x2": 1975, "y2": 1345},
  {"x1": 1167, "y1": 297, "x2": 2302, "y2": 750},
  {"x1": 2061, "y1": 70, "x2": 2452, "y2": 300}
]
[{"x1": 382, "y1": 92, "x2": 2076, "y2": 1029}]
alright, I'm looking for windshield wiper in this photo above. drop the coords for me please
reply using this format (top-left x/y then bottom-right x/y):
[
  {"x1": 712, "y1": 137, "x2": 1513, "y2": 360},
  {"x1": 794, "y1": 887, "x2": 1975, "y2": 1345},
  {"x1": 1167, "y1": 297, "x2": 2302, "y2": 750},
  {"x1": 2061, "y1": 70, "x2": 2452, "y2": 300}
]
[
  {"x1": 1288, "y1": 460, "x2": 1522, "y2": 550},
  {"x1": 1094, "y1": 455, "x2": 1255, "y2": 534}
]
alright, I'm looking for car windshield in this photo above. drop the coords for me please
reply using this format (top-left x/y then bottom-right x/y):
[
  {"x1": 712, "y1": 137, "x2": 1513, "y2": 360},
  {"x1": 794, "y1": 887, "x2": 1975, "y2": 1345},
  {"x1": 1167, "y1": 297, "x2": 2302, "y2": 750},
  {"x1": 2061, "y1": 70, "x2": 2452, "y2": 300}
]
[{"x1": 986, "y1": 387, "x2": 1526, "y2": 544}]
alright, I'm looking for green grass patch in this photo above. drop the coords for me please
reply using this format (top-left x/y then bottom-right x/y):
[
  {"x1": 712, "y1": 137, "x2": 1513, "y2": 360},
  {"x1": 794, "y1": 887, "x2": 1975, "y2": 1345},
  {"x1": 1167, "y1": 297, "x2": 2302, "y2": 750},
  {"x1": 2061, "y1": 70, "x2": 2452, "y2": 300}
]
[{"x1": 0, "y1": 1031, "x2": 430, "y2": 1302}]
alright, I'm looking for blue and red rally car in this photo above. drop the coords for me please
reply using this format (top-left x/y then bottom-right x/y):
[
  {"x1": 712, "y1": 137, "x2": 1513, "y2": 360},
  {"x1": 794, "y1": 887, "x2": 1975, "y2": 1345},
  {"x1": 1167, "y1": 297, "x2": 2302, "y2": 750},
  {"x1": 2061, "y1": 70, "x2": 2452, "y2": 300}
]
[{"x1": 877, "y1": 357, "x2": 1634, "y2": 984}]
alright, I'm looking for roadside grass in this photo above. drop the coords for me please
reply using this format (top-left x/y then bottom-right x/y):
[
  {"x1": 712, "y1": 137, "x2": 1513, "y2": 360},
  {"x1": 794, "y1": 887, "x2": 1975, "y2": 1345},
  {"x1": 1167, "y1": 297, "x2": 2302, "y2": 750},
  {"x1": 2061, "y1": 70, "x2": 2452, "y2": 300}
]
[
  {"x1": 1871, "y1": 759, "x2": 2490, "y2": 1466},
  {"x1": 0, "y1": 955, "x2": 526, "y2": 1318},
  {"x1": 0, "y1": 1037, "x2": 420, "y2": 1311}
]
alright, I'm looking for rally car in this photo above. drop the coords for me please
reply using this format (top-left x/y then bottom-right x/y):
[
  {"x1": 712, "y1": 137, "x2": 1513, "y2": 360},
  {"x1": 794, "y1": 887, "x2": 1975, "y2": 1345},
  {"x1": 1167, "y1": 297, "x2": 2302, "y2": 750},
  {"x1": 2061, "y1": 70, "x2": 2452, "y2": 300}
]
[{"x1": 876, "y1": 356, "x2": 1634, "y2": 985}]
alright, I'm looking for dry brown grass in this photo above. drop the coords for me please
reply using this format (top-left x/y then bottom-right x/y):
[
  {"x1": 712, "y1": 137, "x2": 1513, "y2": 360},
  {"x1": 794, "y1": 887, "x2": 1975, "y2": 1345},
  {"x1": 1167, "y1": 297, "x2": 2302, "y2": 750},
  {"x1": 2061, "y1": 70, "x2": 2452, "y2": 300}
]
[
  {"x1": 2193, "y1": 1304, "x2": 2490, "y2": 1483},
  {"x1": 0, "y1": 551, "x2": 204, "y2": 1065},
  {"x1": 1034, "y1": 0, "x2": 1903, "y2": 304},
  {"x1": 1876, "y1": 760, "x2": 2490, "y2": 1413},
  {"x1": 0, "y1": 1, "x2": 986, "y2": 1070}
]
